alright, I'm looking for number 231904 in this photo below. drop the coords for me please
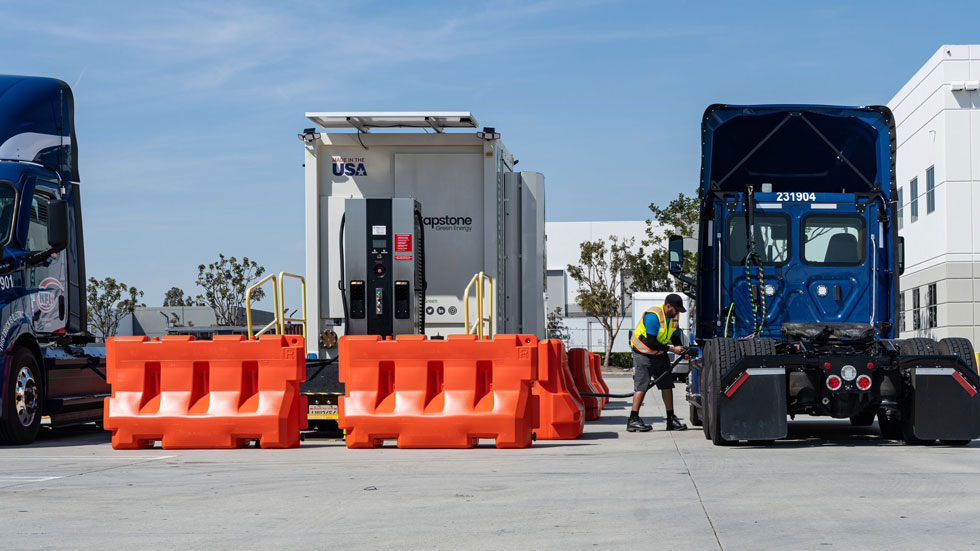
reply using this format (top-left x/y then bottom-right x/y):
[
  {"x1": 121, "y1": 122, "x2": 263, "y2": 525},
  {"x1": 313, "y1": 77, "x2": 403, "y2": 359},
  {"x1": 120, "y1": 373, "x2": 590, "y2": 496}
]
[{"x1": 776, "y1": 192, "x2": 816, "y2": 201}]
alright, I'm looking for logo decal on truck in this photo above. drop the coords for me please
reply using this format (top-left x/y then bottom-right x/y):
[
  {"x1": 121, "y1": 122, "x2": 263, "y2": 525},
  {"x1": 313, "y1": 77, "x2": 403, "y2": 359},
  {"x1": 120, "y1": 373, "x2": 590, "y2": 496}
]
[{"x1": 37, "y1": 277, "x2": 64, "y2": 313}]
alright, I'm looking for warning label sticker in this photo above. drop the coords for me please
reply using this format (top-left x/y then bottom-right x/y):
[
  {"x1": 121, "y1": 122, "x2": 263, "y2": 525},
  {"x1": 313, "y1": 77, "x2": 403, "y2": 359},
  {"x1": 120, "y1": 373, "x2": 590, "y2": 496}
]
[
  {"x1": 394, "y1": 234, "x2": 413, "y2": 252},
  {"x1": 394, "y1": 255, "x2": 413, "y2": 261}
]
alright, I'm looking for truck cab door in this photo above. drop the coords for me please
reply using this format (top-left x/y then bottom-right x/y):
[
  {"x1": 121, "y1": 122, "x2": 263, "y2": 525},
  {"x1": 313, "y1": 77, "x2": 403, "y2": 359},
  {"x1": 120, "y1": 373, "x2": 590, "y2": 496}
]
[{"x1": 23, "y1": 180, "x2": 68, "y2": 335}]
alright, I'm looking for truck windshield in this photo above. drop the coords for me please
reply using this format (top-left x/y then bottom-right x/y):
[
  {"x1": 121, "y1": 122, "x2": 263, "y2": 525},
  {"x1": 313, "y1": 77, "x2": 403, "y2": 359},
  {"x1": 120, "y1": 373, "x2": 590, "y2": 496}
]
[
  {"x1": 726, "y1": 214, "x2": 789, "y2": 265},
  {"x1": 0, "y1": 182, "x2": 15, "y2": 245},
  {"x1": 803, "y1": 213, "x2": 865, "y2": 265}
]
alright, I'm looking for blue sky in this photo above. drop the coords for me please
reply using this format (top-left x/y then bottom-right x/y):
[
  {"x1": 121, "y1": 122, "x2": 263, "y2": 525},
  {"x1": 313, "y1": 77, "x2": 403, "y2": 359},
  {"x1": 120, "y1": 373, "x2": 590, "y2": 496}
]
[{"x1": 0, "y1": 1, "x2": 977, "y2": 309}]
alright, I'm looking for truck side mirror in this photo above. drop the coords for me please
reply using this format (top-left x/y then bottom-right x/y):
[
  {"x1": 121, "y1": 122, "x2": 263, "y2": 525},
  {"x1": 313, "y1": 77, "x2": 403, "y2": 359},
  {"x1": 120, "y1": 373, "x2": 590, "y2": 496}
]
[
  {"x1": 668, "y1": 235, "x2": 684, "y2": 276},
  {"x1": 897, "y1": 236, "x2": 905, "y2": 275},
  {"x1": 47, "y1": 199, "x2": 69, "y2": 252}
]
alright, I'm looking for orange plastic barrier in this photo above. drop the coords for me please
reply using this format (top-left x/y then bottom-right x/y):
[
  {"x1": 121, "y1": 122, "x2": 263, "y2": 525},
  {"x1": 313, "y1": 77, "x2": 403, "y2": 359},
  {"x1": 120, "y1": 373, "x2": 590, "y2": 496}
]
[
  {"x1": 589, "y1": 352, "x2": 611, "y2": 408},
  {"x1": 530, "y1": 340, "x2": 584, "y2": 440},
  {"x1": 567, "y1": 348, "x2": 602, "y2": 421},
  {"x1": 104, "y1": 335, "x2": 307, "y2": 449},
  {"x1": 339, "y1": 334, "x2": 537, "y2": 448}
]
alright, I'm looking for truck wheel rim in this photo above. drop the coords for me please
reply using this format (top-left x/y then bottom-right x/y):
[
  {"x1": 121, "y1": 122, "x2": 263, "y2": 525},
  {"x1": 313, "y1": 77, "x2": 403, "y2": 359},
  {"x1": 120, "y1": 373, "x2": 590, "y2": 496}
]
[{"x1": 15, "y1": 367, "x2": 38, "y2": 427}]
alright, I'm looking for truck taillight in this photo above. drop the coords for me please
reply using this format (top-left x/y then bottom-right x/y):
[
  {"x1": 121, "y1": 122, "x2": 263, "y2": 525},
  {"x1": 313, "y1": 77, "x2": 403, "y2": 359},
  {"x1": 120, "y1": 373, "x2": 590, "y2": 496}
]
[
  {"x1": 823, "y1": 362, "x2": 831, "y2": 370},
  {"x1": 866, "y1": 362, "x2": 874, "y2": 370},
  {"x1": 826, "y1": 374, "x2": 842, "y2": 391},
  {"x1": 856, "y1": 375, "x2": 872, "y2": 391}
]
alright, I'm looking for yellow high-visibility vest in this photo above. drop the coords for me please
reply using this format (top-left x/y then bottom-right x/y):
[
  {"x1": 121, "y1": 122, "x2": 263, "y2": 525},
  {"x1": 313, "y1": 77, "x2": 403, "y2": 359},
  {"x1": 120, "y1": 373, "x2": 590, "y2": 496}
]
[{"x1": 631, "y1": 304, "x2": 676, "y2": 355}]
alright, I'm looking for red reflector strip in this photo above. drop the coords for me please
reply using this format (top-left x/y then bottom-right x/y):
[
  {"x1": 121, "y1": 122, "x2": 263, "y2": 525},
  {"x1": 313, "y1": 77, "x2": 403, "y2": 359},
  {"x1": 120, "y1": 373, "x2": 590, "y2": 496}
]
[
  {"x1": 952, "y1": 371, "x2": 977, "y2": 397},
  {"x1": 724, "y1": 372, "x2": 750, "y2": 397}
]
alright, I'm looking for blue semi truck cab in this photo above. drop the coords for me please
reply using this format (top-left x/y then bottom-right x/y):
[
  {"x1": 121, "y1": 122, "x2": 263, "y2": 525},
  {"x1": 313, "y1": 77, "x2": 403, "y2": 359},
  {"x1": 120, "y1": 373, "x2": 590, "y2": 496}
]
[
  {"x1": 672, "y1": 104, "x2": 980, "y2": 445},
  {"x1": 0, "y1": 75, "x2": 107, "y2": 444}
]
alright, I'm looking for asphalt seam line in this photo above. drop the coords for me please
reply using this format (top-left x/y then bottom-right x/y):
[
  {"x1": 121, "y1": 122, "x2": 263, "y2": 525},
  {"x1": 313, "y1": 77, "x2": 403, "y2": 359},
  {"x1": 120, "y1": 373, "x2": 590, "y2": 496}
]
[
  {"x1": 0, "y1": 455, "x2": 174, "y2": 490},
  {"x1": 669, "y1": 431, "x2": 724, "y2": 551}
]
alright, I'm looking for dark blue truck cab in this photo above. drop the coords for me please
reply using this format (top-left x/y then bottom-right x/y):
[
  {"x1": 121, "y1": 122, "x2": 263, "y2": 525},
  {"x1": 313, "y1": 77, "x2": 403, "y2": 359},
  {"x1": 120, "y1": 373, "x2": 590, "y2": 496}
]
[
  {"x1": 0, "y1": 76, "x2": 107, "y2": 444},
  {"x1": 672, "y1": 105, "x2": 980, "y2": 445}
]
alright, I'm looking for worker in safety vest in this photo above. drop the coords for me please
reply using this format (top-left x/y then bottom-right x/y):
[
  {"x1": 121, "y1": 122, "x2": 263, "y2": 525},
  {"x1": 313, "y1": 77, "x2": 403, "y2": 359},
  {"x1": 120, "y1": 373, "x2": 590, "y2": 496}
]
[{"x1": 628, "y1": 293, "x2": 688, "y2": 432}]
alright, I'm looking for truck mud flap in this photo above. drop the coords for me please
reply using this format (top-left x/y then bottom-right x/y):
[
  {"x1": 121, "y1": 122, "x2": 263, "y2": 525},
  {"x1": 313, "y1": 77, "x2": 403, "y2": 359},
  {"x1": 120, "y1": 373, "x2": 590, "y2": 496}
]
[
  {"x1": 908, "y1": 361, "x2": 980, "y2": 441},
  {"x1": 719, "y1": 362, "x2": 787, "y2": 441}
]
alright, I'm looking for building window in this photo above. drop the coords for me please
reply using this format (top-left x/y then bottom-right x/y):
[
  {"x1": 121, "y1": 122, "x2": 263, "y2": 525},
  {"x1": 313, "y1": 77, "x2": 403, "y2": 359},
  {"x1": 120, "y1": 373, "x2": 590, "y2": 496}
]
[
  {"x1": 897, "y1": 187, "x2": 903, "y2": 230},
  {"x1": 899, "y1": 291, "x2": 906, "y2": 332},
  {"x1": 927, "y1": 283, "x2": 937, "y2": 329},
  {"x1": 910, "y1": 177, "x2": 918, "y2": 222},
  {"x1": 912, "y1": 287, "x2": 921, "y2": 330},
  {"x1": 926, "y1": 166, "x2": 935, "y2": 214}
]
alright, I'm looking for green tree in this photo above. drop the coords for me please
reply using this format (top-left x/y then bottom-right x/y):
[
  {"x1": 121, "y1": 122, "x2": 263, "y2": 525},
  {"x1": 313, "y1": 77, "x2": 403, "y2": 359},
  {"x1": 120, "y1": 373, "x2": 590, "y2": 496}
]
[
  {"x1": 633, "y1": 192, "x2": 700, "y2": 292},
  {"x1": 546, "y1": 307, "x2": 570, "y2": 347},
  {"x1": 567, "y1": 236, "x2": 645, "y2": 369},
  {"x1": 196, "y1": 254, "x2": 265, "y2": 326},
  {"x1": 87, "y1": 277, "x2": 145, "y2": 341},
  {"x1": 162, "y1": 286, "x2": 205, "y2": 307}
]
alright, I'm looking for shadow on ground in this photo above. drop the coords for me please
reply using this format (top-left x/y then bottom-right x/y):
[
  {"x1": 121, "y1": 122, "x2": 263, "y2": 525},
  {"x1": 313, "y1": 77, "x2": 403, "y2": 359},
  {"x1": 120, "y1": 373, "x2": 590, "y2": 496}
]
[
  {"x1": 717, "y1": 420, "x2": 978, "y2": 448},
  {"x1": 5, "y1": 423, "x2": 113, "y2": 448}
]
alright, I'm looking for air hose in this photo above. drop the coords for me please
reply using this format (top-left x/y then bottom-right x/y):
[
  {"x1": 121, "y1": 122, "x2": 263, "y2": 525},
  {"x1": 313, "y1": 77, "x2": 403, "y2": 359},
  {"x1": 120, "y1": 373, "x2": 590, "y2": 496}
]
[
  {"x1": 579, "y1": 348, "x2": 696, "y2": 398},
  {"x1": 338, "y1": 214, "x2": 349, "y2": 334},
  {"x1": 723, "y1": 303, "x2": 735, "y2": 338},
  {"x1": 744, "y1": 253, "x2": 766, "y2": 335}
]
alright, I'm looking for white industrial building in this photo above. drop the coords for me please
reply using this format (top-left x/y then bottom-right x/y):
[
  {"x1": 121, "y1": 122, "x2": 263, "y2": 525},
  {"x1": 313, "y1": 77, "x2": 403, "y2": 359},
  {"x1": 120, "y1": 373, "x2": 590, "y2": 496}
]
[
  {"x1": 889, "y1": 45, "x2": 980, "y2": 342},
  {"x1": 545, "y1": 220, "x2": 652, "y2": 353}
]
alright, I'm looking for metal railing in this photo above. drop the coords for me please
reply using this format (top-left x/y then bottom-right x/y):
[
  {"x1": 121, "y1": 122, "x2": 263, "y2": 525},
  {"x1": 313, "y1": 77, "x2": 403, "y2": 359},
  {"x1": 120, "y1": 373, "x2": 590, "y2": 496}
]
[
  {"x1": 278, "y1": 272, "x2": 307, "y2": 341},
  {"x1": 463, "y1": 271, "x2": 493, "y2": 339},
  {"x1": 245, "y1": 272, "x2": 307, "y2": 340}
]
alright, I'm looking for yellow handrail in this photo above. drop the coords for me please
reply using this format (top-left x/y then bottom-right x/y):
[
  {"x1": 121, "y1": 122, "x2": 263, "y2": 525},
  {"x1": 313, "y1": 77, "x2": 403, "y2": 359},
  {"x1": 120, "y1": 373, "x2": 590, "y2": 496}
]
[
  {"x1": 278, "y1": 272, "x2": 307, "y2": 341},
  {"x1": 245, "y1": 271, "x2": 308, "y2": 341},
  {"x1": 463, "y1": 271, "x2": 493, "y2": 339},
  {"x1": 246, "y1": 273, "x2": 281, "y2": 339}
]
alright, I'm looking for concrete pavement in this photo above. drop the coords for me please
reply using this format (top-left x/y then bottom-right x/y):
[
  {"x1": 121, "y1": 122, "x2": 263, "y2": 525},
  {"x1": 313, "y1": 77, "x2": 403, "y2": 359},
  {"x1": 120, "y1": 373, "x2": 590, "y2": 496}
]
[{"x1": 1, "y1": 373, "x2": 977, "y2": 550}]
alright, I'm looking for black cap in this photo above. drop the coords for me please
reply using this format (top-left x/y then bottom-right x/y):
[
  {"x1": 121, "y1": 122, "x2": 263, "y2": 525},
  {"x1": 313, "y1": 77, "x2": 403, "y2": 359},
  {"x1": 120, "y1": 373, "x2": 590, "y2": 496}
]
[{"x1": 665, "y1": 293, "x2": 686, "y2": 313}]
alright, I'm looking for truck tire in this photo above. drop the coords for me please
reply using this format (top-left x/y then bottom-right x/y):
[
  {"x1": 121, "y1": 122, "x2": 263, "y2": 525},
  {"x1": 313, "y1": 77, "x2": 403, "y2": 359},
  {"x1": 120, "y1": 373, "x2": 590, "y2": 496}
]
[
  {"x1": 933, "y1": 339, "x2": 976, "y2": 444},
  {"x1": 740, "y1": 337, "x2": 776, "y2": 356},
  {"x1": 0, "y1": 348, "x2": 43, "y2": 445},
  {"x1": 901, "y1": 401, "x2": 930, "y2": 445},
  {"x1": 938, "y1": 338, "x2": 977, "y2": 373},
  {"x1": 700, "y1": 342, "x2": 714, "y2": 439},
  {"x1": 900, "y1": 337, "x2": 939, "y2": 355},
  {"x1": 737, "y1": 338, "x2": 779, "y2": 443},
  {"x1": 689, "y1": 402, "x2": 702, "y2": 427},
  {"x1": 709, "y1": 338, "x2": 741, "y2": 446},
  {"x1": 878, "y1": 411, "x2": 903, "y2": 440},
  {"x1": 897, "y1": 338, "x2": 939, "y2": 445}
]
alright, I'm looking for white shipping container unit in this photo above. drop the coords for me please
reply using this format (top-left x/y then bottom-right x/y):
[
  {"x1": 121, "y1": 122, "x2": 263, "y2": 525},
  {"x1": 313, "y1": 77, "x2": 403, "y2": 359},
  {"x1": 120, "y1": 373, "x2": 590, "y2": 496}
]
[{"x1": 303, "y1": 112, "x2": 546, "y2": 357}]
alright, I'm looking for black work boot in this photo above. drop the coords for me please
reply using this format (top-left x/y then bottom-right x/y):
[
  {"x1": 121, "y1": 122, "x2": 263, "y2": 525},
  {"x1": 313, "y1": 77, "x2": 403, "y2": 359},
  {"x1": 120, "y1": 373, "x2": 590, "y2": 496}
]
[
  {"x1": 627, "y1": 414, "x2": 653, "y2": 432},
  {"x1": 666, "y1": 413, "x2": 688, "y2": 431}
]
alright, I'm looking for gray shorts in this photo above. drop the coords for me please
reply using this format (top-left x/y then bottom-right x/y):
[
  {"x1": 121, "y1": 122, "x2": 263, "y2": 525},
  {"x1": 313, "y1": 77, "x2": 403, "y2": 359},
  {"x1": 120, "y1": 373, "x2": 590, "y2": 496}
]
[{"x1": 632, "y1": 351, "x2": 674, "y2": 391}]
